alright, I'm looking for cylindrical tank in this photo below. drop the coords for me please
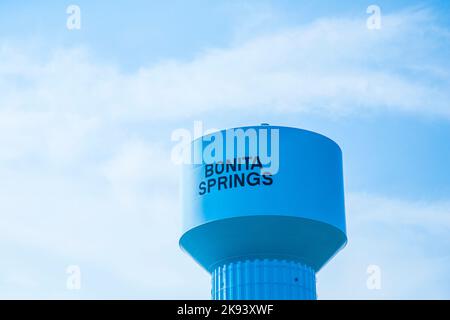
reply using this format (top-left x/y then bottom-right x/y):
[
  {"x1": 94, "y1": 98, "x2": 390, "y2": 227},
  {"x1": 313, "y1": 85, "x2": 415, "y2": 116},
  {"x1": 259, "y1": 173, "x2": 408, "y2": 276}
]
[{"x1": 180, "y1": 124, "x2": 347, "y2": 300}]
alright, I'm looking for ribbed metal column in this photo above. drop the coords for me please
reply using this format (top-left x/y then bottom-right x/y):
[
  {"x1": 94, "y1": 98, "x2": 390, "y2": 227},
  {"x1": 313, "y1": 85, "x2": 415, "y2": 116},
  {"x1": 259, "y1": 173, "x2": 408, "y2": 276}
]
[{"x1": 211, "y1": 259, "x2": 316, "y2": 300}]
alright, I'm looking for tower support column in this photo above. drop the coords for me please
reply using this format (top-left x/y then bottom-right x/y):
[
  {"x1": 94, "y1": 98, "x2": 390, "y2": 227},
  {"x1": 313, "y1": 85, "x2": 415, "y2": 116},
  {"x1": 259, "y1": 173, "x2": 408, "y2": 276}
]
[{"x1": 211, "y1": 259, "x2": 316, "y2": 300}]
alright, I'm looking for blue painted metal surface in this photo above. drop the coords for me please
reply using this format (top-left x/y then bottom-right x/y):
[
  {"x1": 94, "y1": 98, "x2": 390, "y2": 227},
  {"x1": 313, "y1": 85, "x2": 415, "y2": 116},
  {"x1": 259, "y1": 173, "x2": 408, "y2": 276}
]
[
  {"x1": 212, "y1": 259, "x2": 316, "y2": 300},
  {"x1": 180, "y1": 125, "x2": 346, "y2": 300}
]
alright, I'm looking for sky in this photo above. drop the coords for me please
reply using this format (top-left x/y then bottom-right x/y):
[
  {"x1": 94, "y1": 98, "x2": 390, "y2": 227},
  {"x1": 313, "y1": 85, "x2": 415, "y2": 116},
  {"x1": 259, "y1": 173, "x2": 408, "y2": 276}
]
[{"x1": 0, "y1": 0, "x2": 449, "y2": 299}]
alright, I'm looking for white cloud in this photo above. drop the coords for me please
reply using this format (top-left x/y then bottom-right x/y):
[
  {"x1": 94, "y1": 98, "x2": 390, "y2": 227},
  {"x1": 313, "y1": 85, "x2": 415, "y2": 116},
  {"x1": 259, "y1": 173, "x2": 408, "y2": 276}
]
[
  {"x1": 101, "y1": 139, "x2": 177, "y2": 207},
  {"x1": 319, "y1": 193, "x2": 450, "y2": 299},
  {"x1": 0, "y1": 141, "x2": 210, "y2": 299},
  {"x1": 0, "y1": 7, "x2": 449, "y2": 298},
  {"x1": 1, "y1": 8, "x2": 449, "y2": 124}
]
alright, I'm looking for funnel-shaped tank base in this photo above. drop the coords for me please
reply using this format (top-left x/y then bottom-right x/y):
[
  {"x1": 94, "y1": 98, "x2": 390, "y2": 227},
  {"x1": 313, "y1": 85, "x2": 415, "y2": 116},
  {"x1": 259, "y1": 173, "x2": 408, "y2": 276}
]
[{"x1": 211, "y1": 259, "x2": 316, "y2": 300}]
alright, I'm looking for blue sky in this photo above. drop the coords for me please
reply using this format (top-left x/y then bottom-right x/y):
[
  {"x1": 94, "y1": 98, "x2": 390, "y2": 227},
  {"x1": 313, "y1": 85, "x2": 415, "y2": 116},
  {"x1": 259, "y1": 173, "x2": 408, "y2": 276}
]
[{"x1": 0, "y1": 1, "x2": 449, "y2": 299}]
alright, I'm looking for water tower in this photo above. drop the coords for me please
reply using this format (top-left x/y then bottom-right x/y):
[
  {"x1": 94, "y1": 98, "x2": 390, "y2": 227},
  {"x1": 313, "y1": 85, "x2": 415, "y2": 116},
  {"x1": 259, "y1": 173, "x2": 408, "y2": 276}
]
[{"x1": 180, "y1": 125, "x2": 346, "y2": 300}]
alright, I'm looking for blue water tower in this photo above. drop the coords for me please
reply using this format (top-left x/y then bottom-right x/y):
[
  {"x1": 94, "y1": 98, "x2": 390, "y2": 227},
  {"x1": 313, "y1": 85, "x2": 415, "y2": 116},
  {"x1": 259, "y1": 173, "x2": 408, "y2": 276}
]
[{"x1": 180, "y1": 125, "x2": 346, "y2": 300}]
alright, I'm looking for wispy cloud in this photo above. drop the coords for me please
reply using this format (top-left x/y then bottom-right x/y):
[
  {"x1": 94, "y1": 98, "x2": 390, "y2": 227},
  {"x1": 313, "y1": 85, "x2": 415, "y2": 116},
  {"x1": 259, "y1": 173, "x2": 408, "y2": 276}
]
[
  {"x1": 1, "y1": 8, "x2": 449, "y2": 124},
  {"x1": 319, "y1": 193, "x2": 450, "y2": 299},
  {"x1": 0, "y1": 6, "x2": 449, "y2": 298},
  {"x1": 0, "y1": 141, "x2": 210, "y2": 298}
]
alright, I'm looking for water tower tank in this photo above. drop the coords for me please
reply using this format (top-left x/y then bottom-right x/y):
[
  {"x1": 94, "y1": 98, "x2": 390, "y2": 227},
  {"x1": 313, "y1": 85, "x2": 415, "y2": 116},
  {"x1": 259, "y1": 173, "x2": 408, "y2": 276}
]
[{"x1": 180, "y1": 124, "x2": 347, "y2": 300}]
